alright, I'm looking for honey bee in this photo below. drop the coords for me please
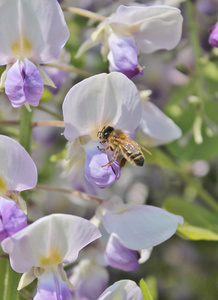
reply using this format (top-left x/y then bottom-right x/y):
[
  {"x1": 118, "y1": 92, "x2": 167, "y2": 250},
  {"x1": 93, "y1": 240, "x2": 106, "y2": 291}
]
[{"x1": 97, "y1": 126, "x2": 151, "y2": 168}]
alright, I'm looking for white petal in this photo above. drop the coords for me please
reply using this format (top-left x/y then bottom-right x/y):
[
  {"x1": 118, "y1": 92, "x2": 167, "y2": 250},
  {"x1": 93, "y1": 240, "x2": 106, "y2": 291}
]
[
  {"x1": 0, "y1": 135, "x2": 37, "y2": 193},
  {"x1": 63, "y1": 73, "x2": 142, "y2": 141},
  {"x1": 109, "y1": 5, "x2": 183, "y2": 53},
  {"x1": 0, "y1": 0, "x2": 69, "y2": 64},
  {"x1": 98, "y1": 280, "x2": 143, "y2": 300},
  {"x1": 140, "y1": 101, "x2": 182, "y2": 146},
  {"x1": 103, "y1": 205, "x2": 183, "y2": 250},
  {"x1": 1, "y1": 214, "x2": 101, "y2": 273}
]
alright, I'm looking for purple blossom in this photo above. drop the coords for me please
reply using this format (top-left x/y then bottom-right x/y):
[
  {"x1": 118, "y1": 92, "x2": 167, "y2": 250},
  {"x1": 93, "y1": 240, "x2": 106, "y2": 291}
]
[
  {"x1": 108, "y1": 35, "x2": 144, "y2": 79},
  {"x1": 209, "y1": 22, "x2": 218, "y2": 48},
  {"x1": 0, "y1": 197, "x2": 27, "y2": 242},
  {"x1": 105, "y1": 234, "x2": 139, "y2": 271}
]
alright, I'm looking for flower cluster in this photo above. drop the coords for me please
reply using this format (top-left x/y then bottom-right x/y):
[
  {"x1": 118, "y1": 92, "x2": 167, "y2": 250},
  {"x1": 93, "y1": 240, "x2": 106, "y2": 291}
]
[{"x1": 1, "y1": 0, "x2": 204, "y2": 299}]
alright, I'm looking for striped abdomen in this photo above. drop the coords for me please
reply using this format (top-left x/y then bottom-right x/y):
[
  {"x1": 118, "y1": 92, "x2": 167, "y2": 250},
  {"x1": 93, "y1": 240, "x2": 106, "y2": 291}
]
[{"x1": 121, "y1": 147, "x2": 144, "y2": 166}]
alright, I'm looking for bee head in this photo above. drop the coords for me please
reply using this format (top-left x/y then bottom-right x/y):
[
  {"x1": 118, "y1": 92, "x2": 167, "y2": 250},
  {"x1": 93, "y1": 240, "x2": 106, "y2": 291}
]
[
  {"x1": 102, "y1": 126, "x2": 114, "y2": 140},
  {"x1": 97, "y1": 126, "x2": 114, "y2": 141}
]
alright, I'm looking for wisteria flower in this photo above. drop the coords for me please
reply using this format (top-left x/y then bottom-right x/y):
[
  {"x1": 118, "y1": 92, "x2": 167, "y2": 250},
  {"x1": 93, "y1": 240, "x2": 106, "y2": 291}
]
[
  {"x1": 105, "y1": 233, "x2": 153, "y2": 271},
  {"x1": 63, "y1": 73, "x2": 181, "y2": 189},
  {"x1": 98, "y1": 280, "x2": 143, "y2": 300},
  {"x1": 77, "y1": 5, "x2": 183, "y2": 78},
  {"x1": 208, "y1": 22, "x2": 218, "y2": 48},
  {"x1": 0, "y1": 134, "x2": 37, "y2": 211},
  {"x1": 1, "y1": 214, "x2": 101, "y2": 299},
  {"x1": 63, "y1": 72, "x2": 142, "y2": 188},
  {"x1": 0, "y1": 0, "x2": 69, "y2": 107},
  {"x1": 91, "y1": 197, "x2": 183, "y2": 270}
]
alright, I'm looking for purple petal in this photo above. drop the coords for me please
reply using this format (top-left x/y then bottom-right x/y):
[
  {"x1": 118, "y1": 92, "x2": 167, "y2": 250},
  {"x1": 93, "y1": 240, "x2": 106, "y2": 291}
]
[
  {"x1": 34, "y1": 272, "x2": 72, "y2": 300},
  {"x1": 108, "y1": 35, "x2": 144, "y2": 79},
  {"x1": 105, "y1": 234, "x2": 139, "y2": 271},
  {"x1": 209, "y1": 22, "x2": 218, "y2": 48},
  {"x1": 42, "y1": 66, "x2": 68, "y2": 94},
  {"x1": 84, "y1": 147, "x2": 120, "y2": 189},
  {"x1": 0, "y1": 196, "x2": 27, "y2": 242},
  {"x1": 69, "y1": 260, "x2": 109, "y2": 300},
  {"x1": 4, "y1": 58, "x2": 44, "y2": 107}
]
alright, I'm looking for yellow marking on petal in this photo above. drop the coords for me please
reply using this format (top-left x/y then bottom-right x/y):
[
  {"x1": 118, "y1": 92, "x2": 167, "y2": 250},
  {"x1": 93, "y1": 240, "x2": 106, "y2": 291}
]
[
  {"x1": 39, "y1": 248, "x2": 62, "y2": 269},
  {"x1": 144, "y1": 137, "x2": 153, "y2": 145},
  {"x1": 11, "y1": 34, "x2": 32, "y2": 59},
  {"x1": 0, "y1": 176, "x2": 7, "y2": 194}
]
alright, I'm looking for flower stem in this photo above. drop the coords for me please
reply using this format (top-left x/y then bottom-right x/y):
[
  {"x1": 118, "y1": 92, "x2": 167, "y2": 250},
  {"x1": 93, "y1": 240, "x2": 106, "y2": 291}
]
[
  {"x1": 37, "y1": 105, "x2": 63, "y2": 120},
  {"x1": 0, "y1": 120, "x2": 65, "y2": 128},
  {"x1": 186, "y1": 0, "x2": 205, "y2": 115},
  {"x1": 3, "y1": 260, "x2": 21, "y2": 300},
  {"x1": 44, "y1": 62, "x2": 93, "y2": 78},
  {"x1": 35, "y1": 184, "x2": 103, "y2": 204},
  {"x1": 19, "y1": 106, "x2": 34, "y2": 154},
  {"x1": 62, "y1": 6, "x2": 106, "y2": 22},
  {"x1": 32, "y1": 120, "x2": 65, "y2": 128}
]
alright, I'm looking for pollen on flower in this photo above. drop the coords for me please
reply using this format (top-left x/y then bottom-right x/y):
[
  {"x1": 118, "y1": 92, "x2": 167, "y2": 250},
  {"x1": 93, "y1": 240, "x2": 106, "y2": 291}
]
[
  {"x1": 11, "y1": 34, "x2": 32, "y2": 59},
  {"x1": 0, "y1": 176, "x2": 7, "y2": 194},
  {"x1": 39, "y1": 248, "x2": 62, "y2": 268}
]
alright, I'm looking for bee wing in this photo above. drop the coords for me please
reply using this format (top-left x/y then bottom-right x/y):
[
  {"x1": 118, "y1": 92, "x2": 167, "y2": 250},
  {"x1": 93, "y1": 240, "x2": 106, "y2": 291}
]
[
  {"x1": 116, "y1": 137, "x2": 152, "y2": 155},
  {"x1": 115, "y1": 137, "x2": 141, "y2": 152}
]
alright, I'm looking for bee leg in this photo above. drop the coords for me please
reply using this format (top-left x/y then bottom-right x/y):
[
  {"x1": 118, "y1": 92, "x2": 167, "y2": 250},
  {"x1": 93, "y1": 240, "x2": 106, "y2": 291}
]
[
  {"x1": 97, "y1": 145, "x2": 111, "y2": 151},
  {"x1": 102, "y1": 148, "x2": 120, "y2": 167},
  {"x1": 120, "y1": 157, "x2": 127, "y2": 169}
]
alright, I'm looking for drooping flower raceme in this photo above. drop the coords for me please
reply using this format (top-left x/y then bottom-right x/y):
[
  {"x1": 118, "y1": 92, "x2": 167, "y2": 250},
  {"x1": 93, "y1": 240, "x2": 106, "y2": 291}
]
[
  {"x1": 0, "y1": 0, "x2": 69, "y2": 107},
  {"x1": 63, "y1": 72, "x2": 142, "y2": 189},
  {"x1": 77, "y1": 5, "x2": 183, "y2": 78},
  {"x1": 1, "y1": 214, "x2": 101, "y2": 299}
]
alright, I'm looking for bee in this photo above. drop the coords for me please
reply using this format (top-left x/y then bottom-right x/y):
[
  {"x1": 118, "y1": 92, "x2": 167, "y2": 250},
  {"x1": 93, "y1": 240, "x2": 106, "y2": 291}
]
[{"x1": 97, "y1": 126, "x2": 151, "y2": 168}]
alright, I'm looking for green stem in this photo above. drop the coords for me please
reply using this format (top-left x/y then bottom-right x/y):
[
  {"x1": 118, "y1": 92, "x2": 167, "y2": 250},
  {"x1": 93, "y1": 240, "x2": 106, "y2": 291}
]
[
  {"x1": 19, "y1": 106, "x2": 34, "y2": 154},
  {"x1": 37, "y1": 105, "x2": 63, "y2": 120},
  {"x1": 186, "y1": 0, "x2": 205, "y2": 113},
  {"x1": 3, "y1": 261, "x2": 21, "y2": 300}
]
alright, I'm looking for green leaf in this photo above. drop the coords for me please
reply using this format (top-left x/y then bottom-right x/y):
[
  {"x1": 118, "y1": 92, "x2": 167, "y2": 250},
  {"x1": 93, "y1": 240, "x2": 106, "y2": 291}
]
[
  {"x1": 139, "y1": 279, "x2": 153, "y2": 300},
  {"x1": 163, "y1": 197, "x2": 218, "y2": 240},
  {"x1": 166, "y1": 100, "x2": 218, "y2": 161}
]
